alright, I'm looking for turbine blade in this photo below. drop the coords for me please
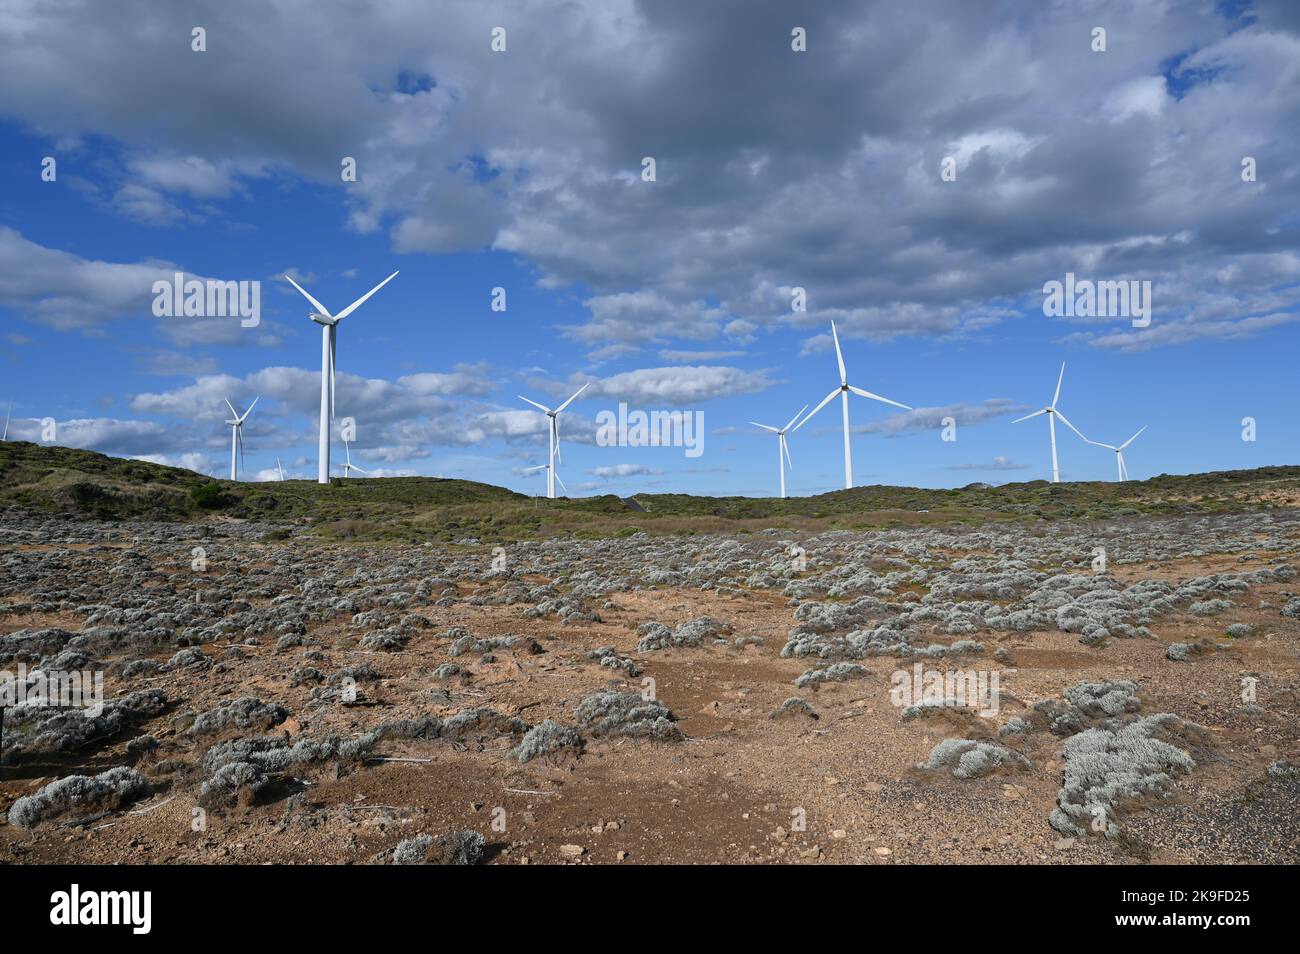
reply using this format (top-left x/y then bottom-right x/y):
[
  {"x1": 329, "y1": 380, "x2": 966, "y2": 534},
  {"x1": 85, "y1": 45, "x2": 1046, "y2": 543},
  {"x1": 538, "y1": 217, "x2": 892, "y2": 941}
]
[
  {"x1": 284, "y1": 275, "x2": 332, "y2": 318},
  {"x1": 1012, "y1": 409, "x2": 1048, "y2": 424},
  {"x1": 1054, "y1": 409, "x2": 1088, "y2": 442},
  {"x1": 223, "y1": 397, "x2": 239, "y2": 420},
  {"x1": 793, "y1": 388, "x2": 841, "y2": 431},
  {"x1": 554, "y1": 381, "x2": 590, "y2": 415},
  {"x1": 750, "y1": 422, "x2": 781, "y2": 433},
  {"x1": 1052, "y1": 362, "x2": 1065, "y2": 407},
  {"x1": 1085, "y1": 439, "x2": 1118, "y2": 450},
  {"x1": 782, "y1": 433, "x2": 793, "y2": 470},
  {"x1": 783, "y1": 404, "x2": 809, "y2": 433},
  {"x1": 554, "y1": 470, "x2": 569, "y2": 495},
  {"x1": 333, "y1": 271, "x2": 399, "y2": 322},
  {"x1": 1120, "y1": 425, "x2": 1147, "y2": 449},
  {"x1": 847, "y1": 385, "x2": 911, "y2": 410},
  {"x1": 830, "y1": 321, "x2": 846, "y2": 385},
  {"x1": 517, "y1": 395, "x2": 552, "y2": 414},
  {"x1": 553, "y1": 416, "x2": 561, "y2": 464},
  {"x1": 239, "y1": 395, "x2": 260, "y2": 423}
]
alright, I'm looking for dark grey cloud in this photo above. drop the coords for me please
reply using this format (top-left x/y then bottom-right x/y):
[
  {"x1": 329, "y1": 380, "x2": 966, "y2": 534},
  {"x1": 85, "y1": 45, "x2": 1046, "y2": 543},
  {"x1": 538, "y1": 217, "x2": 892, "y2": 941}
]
[{"x1": 0, "y1": 0, "x2": 1295, "y2": 357}]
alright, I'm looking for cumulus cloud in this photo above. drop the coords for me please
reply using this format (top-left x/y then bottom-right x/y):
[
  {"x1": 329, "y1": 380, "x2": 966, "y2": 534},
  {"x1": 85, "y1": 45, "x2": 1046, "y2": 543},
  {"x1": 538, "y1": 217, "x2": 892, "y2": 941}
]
[
  {"x1": 946, "y1": 456, "x2": 1030, "y2": 472},
  {"x1": 589, "y1": 463, "x2": 664, "y2": 478},
  {"x1": 0, "y1": 226, "x2": 286, "y2": 345},
  {"x1": 2, "y1": 1, "x2": 1293, "y2": 355},
  {"x1": 576, "y1": 365, "x2": 774, "y2": 406}
]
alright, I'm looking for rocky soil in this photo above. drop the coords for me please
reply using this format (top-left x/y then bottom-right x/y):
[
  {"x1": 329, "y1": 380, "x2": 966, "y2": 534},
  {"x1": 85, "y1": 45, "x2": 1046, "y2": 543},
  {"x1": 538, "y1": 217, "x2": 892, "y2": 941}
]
[{"x1": 2, "y1": 506, "x2": 1297, "y2": 864}]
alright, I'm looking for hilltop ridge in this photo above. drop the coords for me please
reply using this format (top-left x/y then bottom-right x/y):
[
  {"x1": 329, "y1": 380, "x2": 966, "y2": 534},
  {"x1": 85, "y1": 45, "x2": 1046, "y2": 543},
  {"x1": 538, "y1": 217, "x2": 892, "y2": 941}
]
[{"x1": 1, "y1": 440, "x2": 1297, "y2": 541}]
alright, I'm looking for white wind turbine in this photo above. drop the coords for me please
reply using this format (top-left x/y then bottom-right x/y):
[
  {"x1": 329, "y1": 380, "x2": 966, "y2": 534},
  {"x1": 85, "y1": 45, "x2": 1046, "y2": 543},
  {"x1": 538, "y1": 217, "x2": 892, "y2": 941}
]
[
  {"x1": 522, "y1": 462, "x2": 568, "y2": 497},
  {"x1": 1012, "y1": 363, "x2": 1087, "y2": 483},
  {"x1": 1086, "y1": 426, "x2": 1146, "y2": 481},
  {"x1": 222, "y1": 396, "x2": 259, "y2": 481},
  {"x1": 284, "y1": 271, "x2": 399, "y2": 484},
  {"x1": 518, "y1": 382, "x2": 589, "y2": 498},
  {"x1": 751, "y1": 404, "x2": 807, "y2": 498},
  {"x1": 342, "y1": 439, "x2": 369, "y2": 478},
  {"x1": 796, "y1": 321, "x2": 912, "y2": 489}
]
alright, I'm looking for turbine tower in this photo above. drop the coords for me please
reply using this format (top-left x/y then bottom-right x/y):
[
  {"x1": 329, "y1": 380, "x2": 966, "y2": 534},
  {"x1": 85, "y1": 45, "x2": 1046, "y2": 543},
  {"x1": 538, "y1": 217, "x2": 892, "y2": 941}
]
[
  {"x1": 342, "y1": 438, "x2": 370, "y2": 478},
  {"x1": 522, "y1": 462, "x2": 568, "y2": 497},
  {"x1": 517, "y1": 382, "x2": 589, "y2": 498},
  {"x1": 797, "y1": 321, "x2": 911, "y2": 489},
  {"x1": 284, "y1": 271, "x2": 399, "y2": 484},
  {"x1": 750, "y1": 404, "x2": 807, "y2": 498},
  {"x1": 222, "y1": 396, "x2": 259, "y2": 481},
  {"x1": 1012, "y1": 363, "x2": 1087, "y2": 483},
  {"x1": 1086, "y1": 426, "x2": 1146, "y2": 481}
]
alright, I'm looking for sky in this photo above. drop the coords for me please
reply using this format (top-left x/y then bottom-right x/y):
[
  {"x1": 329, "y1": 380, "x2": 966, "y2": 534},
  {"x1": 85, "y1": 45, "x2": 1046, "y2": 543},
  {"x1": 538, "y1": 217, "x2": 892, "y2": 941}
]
[{"x1": 0, "y1": 0, "x2": 1297, "y2": 497}]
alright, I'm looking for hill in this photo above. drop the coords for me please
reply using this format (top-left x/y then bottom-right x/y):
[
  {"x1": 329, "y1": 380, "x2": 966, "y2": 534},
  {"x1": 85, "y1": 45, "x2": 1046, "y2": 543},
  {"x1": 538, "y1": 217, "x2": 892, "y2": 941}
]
[{"x1": 2, "y1": 439, "x2": 1297, "y2": 541}]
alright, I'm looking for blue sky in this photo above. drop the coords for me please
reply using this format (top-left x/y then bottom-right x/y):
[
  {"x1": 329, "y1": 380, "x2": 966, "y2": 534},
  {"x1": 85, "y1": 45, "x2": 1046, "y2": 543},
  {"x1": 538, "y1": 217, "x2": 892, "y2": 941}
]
[{"x1": 1, "y1": 0, "x2": 1297, "y2": 496}]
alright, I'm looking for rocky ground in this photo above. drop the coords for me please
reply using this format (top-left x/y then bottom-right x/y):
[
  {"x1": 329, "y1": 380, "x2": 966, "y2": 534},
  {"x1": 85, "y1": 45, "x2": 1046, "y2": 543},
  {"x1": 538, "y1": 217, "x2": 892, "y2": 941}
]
[{"x1": 1, "y1": 506, "x2": 1298, "y2": 865}]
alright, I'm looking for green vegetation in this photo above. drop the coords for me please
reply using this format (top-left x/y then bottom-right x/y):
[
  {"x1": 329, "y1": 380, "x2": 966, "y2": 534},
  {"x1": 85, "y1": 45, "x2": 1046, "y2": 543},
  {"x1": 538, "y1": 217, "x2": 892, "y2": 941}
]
[{"x1": 2, "y1": 439, "x2": 1297, "y2": 542}]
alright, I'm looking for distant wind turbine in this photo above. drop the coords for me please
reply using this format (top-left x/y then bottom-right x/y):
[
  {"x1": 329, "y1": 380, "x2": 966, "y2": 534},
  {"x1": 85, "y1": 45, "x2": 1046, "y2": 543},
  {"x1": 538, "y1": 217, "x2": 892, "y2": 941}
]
[
  {"x1": 796, "y1": 321, "x2": 912, "y2": 489},
  {"x1": 518, "y1": 382, "x2": 589, "y2": 498},
  {"x1": 1086, "y1": 426, "x2": 1146, "y2": 481},
  {"x1": 222, "y1": 396, "x2": 259, "y2": 481},
  {"x1": 751, "y1": 404, "x2": 807, "y2": 498},
  {"x1": 342, "y1": 439, "x2": 369, "y2": 478},
  {"x1": 284, "y1": 271, "x2": 399, "y2": 484},
  {"x1": 1012, "y1": 363, "x2": 1087, "y2": 483},
  {"x1": 2, "y1": 401, "x2": 10, "y2": 441}
]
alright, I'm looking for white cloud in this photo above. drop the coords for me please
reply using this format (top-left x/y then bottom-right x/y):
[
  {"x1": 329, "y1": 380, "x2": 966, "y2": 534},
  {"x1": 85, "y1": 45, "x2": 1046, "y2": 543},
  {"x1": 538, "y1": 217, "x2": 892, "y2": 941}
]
[
  {"x1": 589, "y1": 463, "x2": 664, "y2": 478},
  {"x1": 578, "y1": 365, "x2": 774, "y2": 406}
]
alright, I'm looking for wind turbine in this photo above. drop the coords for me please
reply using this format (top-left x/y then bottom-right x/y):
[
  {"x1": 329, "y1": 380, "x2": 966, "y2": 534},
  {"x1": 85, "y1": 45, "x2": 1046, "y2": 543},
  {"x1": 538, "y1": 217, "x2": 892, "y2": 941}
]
[
  {"x1": 2, "y1": 401, "x2": 10, "y2": 441},
  {"x1": 222, "y1": 396, "x2": 259, "y2": 481},
  {"x1": 796, "y1": 321, "x2": 912, "y2": 489},
  {"x1": 1086, "y1": 426, "x2": 1146, "y2": 481},
  {"x1": 1012, "y1": 363, "x2": 1087, "y2": 483},
  {"x1": 522, "y1": 462, "x2": 568, "y2": 497},
  {"x1": 751, "y1": 404, "x2": 807, "y2": 498},
  {"x1": 342, "y1": 439, "x2": 369, "y2": 478},
  {"x1": 517, "y1": 382, "x2": 589, "y2": 498},
  {"x1": 284, "y1": 271, "x2": 399, "y2": 484}
]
